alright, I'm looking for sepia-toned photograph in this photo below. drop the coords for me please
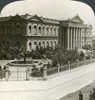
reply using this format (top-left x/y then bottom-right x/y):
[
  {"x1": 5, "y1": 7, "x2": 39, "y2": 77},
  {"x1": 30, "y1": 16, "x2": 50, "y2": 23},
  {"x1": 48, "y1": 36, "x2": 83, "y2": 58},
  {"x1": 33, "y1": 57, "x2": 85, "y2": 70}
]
[{"x1": 0, "y1": 0, "x2": 95, "y2": 100}]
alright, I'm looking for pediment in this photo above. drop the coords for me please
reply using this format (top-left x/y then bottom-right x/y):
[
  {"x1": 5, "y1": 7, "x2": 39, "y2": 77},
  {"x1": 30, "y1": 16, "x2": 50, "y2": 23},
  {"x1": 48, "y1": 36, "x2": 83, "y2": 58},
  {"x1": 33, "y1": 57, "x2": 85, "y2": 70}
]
[
  {"x1": 70, "y1": 15, "x2": 84, "y2": 24},
  {"x1": 8, "y1": 14, "x2": 26, "y2": 21},
  {"x1": 29, "y1": 15, "x2": 44, "y2": 22}
]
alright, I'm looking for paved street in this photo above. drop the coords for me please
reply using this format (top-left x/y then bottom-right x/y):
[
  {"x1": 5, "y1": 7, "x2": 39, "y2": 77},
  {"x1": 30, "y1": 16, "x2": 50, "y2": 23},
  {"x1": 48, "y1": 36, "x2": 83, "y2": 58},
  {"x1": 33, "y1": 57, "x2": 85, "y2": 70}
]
[
  {"x1": 0, "y1": 60, "x2": 95, "y2": 100},
  {"x1": 60, "y1": 81, "x2": 95, "y2": 100}
]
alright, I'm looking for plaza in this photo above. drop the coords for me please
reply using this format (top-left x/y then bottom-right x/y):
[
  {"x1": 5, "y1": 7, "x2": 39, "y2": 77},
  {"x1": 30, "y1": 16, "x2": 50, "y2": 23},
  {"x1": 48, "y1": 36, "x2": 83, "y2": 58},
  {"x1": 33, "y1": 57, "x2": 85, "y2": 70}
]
[{"x1": 0, "y1": 60, "x2": 95, "y2": 100}]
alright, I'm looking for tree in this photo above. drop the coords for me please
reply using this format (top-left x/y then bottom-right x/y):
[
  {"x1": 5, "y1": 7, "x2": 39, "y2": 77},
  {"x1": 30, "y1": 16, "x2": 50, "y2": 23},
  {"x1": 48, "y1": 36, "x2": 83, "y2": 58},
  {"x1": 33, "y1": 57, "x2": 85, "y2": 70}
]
[
  {"x1": 82, "y1": 44, "x2": 92, "y2": 51},
  {"x1": 10, "y1": 45, "x2": 23, "y2": 63}
]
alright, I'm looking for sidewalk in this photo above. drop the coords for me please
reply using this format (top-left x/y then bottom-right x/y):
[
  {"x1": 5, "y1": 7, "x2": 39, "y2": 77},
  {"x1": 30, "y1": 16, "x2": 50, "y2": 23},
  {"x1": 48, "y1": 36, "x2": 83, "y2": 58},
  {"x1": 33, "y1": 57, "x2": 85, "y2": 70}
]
[
  {"x1": 0, "y1": 63, "x2": 95, "y2": 100},
  {"x1": 60, "y1": 80, "x2": 95, "y2": 100}
]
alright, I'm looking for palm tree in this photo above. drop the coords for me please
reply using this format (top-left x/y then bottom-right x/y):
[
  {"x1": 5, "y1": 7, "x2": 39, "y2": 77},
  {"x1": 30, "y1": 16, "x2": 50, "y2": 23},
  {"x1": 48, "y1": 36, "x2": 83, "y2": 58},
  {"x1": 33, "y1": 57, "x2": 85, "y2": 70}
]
[{"x1": 10, "y1": 45, "x2": 23, "y2": 63}]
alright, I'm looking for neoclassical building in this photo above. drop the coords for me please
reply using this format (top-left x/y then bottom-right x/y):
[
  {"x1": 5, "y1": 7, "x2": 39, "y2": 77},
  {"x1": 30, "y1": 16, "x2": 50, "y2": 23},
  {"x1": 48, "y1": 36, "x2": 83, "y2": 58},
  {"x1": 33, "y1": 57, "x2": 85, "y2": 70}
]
[
  {"x1": 0, "y1": 14, "x2": 59, "y2": 52},
  {"x1": 59, "y1": 15, "x2": 92, "y2": 50},
  {"x1": 0, "y1": 14, "x2": 92, "y2": 52}
]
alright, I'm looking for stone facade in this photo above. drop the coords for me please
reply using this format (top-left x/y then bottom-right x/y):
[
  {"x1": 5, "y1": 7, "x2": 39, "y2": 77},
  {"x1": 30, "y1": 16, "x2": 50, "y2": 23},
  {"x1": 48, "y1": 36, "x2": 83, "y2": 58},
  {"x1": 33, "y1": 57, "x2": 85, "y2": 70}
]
[
  {"x1": 0, "y1": 14, "x2": 92, "y2": 52},
  {"x1": 59, "y1": 15, "x2": 92, "y2": 50},
  {"x1": 0, "y1": 14, "x2": 59, "y2": 52}
]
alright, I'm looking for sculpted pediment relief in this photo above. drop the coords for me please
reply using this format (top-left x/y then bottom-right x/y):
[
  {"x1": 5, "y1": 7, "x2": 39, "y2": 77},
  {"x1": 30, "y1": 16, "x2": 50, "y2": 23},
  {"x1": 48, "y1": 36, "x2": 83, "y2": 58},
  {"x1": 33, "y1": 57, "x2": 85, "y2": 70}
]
[
  {"x1": 29, "y1": 15, "x2": 44, "y2": 22},
  {"x1": 70, "y1": 15, "x2": 84, "y2": 23},
  {"x1": 8, "y1": 14, "x2": 26, "y2": 21}
]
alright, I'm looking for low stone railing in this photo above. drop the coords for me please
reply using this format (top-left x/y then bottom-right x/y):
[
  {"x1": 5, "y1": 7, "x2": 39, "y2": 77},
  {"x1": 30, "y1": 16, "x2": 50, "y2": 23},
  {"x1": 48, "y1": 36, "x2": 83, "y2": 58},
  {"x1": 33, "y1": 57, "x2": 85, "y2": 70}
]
[
  {"x1": 43, "y1": 57, "x2": 95, "y2": 80},
  {"x1": 1, "y1": 57, "x2": 95, "y2": 81}
]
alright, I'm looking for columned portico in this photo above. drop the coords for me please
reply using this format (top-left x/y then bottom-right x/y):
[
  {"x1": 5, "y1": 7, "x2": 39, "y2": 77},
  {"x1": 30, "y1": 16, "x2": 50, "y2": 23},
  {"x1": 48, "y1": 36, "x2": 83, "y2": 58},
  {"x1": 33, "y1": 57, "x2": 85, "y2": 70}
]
[{"x1": 60, "y1": 26, "x2": 85, "y2": 50}]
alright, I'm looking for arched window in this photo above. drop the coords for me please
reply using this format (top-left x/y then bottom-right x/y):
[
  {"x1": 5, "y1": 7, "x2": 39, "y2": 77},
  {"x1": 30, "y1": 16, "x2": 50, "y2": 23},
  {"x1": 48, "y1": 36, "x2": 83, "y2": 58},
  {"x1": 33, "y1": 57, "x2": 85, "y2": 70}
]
[
  {"x1": 54, "y1": 28, "x2": 56, "y2": 36},
  {"x1": 38, "y1": 42, "x2": 41, "y2": 50},
  {"x1": 46, "y1": 27, "x2": 49, "y2": 35},
  {"x1": 29, "y1": 25, "x2": 32, "y2": 33},
  {"x1": 54, "y1": 41, "x2": 56, "y2": 49},
  {"x1": 39, "y1": 42, "x2": 41, "y2": 46},
  {"x1": 7, "y1": 26, "x2": 10, "y2": 34},
  {"x1": 34, "y1": 41, "x2": 37, "y2": 50},
  {"x1": 17, "y1": 25, "x2": 20, "y2": 34},
  {"x1": 38, "y1": 27, "x2": 41, "y2": 34},
  {"x1": 46, "y1": 41, "x2": 49, "y2": 49},
  {"x1": 42, "y1": 27, "x2": 44, "y2": 35},
  {"x1": 50, "y1": 27, "x2": 52, "y2": 35},
  {"x1": 2, "y1": 26, "x2": 5, "y2": 35},
  {"x1": 34, "y1": 26, "x2": 37, "y2": 35},
  {"x1": 51, "y1": 41, "x2": 53, "y2": 50},
  {"x1": 42, "y1": 41, "x2": 45, "y2": 49},
  {"x1": 29, "y1": 42, "x2": 32, "y2": 50}
]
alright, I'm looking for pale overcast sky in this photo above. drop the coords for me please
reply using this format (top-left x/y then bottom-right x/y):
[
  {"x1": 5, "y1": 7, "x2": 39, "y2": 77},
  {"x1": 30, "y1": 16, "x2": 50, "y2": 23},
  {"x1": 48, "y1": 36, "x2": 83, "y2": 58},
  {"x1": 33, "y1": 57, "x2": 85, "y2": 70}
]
[{"x1": 0, "y1": 0, "x2": 95, "y2": 35}]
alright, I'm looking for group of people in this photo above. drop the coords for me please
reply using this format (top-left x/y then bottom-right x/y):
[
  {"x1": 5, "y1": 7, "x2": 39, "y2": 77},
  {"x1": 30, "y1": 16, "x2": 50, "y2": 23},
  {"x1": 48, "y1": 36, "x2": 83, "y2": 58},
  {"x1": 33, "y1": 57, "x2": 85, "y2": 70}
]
[{"x1": 79, "y1": 88, "x2": 95, "y2": 100}]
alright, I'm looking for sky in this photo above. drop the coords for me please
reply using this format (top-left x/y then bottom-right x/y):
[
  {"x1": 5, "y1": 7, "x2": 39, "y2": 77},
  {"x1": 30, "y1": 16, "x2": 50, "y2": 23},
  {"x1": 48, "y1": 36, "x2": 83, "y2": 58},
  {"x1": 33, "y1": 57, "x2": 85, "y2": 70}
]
[{"x1": 0, "y1": 0, "x2": 95, "y2": 35}]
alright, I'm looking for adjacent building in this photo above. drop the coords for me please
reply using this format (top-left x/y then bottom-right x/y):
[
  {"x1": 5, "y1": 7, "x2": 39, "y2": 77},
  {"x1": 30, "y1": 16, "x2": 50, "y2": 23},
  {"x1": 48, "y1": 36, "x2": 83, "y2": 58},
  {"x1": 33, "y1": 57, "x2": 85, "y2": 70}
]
[{"x1": 0, "y1": 14, "x2": 92, "y2": 53}]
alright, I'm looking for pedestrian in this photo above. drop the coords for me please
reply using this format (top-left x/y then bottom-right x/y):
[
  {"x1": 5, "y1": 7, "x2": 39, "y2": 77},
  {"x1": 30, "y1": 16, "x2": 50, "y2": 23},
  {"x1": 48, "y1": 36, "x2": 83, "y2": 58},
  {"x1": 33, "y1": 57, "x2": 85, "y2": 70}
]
[
  {"x1": 3, "y1": 65, "x2": 7, "y2": 70},
  {"x1": 0, "y1": 65, "x2": 2, "y2": 71},
  {"x1": 79, "y1": 91, "x2": 83, "y2": 100},
  {"x1": 89, "y1": 91, "x2": 93, "y2": 100},
  {"x1": 92, "y1": 88, "x2": 95, "y2": 100}
]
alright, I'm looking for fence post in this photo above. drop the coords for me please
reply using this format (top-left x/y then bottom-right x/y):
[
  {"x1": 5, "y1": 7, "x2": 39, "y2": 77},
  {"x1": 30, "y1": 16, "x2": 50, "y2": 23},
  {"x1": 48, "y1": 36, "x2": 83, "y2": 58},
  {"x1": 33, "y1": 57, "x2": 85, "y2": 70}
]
[
  {"x1": 68, "y1": 61, "x2": 70, "y2": 70},
  {"x1": 76, "y1": 59, "x2": 79, "y2": 67},
  {"x1": 26, "y1": 67, "x2": 30, "y2": 81},
  {"x1": 90, "y1": 57, "x2": 92, "y2": 63},
  {"x1": 84, "y1": 58, "x2": 86, "y2": 65},
  {"x1": 17, "y1": 68, "x2": 19, "y2": 81},
  {"x1": 5, "y1": 71, "x2": 9, "y2": 81},
  {"x1": 5, "y1": 66, "x2": 9, "y2": 81},
  {"x1": 43, "y1": 64, "x2": 47, "y2": 80},
  {"x1": 57, "y1": 63, "x2": 60, "y2": 74}
]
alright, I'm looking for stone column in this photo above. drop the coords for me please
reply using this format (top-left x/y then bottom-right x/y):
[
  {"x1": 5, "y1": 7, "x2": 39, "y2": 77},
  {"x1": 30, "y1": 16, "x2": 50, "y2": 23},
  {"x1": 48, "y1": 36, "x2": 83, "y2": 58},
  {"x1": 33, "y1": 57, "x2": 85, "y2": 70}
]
[
  {"x1": 73, "y1": 28, "x2": 75, "y2": 49},
  {"x1": 79, "y1": 28, "x2": 81, "y2": 49},
  {"x1": 70, "y1": 28, "x2": 72, "y2": 49},
  {"x1": 80, "y1": 28, "x2": 82, "y2": 48},
  {"x1": 77, "y1": 28, "x2": 80, "y2": 49},
  {"x1": 75, "y1": 28, "x2": 78, "y2": 49},
  {"x1": 67, "y1": 27, "x2": 70, "y2": 50}
]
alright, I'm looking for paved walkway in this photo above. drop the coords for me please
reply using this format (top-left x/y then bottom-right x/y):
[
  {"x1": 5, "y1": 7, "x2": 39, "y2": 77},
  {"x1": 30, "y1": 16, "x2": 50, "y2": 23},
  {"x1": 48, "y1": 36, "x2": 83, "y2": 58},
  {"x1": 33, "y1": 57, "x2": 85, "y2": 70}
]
[{"x1": 0, "y1": 60, "x2": 95, "y2": 100}]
